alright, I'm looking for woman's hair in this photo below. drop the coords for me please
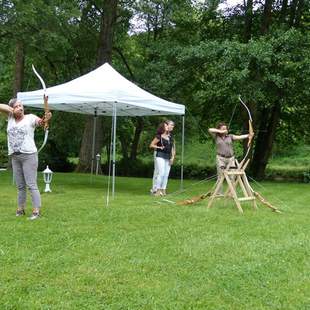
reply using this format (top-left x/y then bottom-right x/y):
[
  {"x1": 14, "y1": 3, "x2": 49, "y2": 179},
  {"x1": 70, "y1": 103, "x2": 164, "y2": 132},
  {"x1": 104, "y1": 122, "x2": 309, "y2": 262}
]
[
  {"x1": 8, "y1": 98, "x2": 21, "y2": 107},
  {"x1": 165, "y1": 120, "x2": 175, "y2": 126},
  {"x1": 216, "y1": 122, "x2": 228, "y2": 130},
  {"x1": 156, "y1": 122, "x2": 166, "y2": 135}
]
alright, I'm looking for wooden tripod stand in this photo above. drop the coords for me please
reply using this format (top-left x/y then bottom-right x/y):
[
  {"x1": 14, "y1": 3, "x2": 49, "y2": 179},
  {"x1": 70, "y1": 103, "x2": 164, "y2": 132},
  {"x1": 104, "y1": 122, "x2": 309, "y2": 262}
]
[
  {"x1": 176, "y1": 158, "x2": 280, "y2": 213},
  {"x1": 207, "y1": 158, "x2": 257, "y2": 213}
]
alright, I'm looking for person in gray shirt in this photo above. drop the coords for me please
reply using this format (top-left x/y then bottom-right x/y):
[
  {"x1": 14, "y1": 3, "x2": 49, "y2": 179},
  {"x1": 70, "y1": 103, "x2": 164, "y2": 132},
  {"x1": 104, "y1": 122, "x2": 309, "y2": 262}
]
[
  {"x1": 0, "y1": 99, "x2": 51, "y2": 220},
  {"x1": 209, "y1": 122, "x2": 253, "y2": 194}
]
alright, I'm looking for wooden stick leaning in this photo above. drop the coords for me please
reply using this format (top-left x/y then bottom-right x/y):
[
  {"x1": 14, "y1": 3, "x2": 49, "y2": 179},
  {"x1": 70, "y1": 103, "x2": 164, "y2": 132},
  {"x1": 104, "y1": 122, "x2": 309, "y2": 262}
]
[
  {"x1": 176, "y1": 191, "x2": 212, "y2": 206},
  {"x1": 253, "y1": 191, "x2": 281, "y2": 213}
]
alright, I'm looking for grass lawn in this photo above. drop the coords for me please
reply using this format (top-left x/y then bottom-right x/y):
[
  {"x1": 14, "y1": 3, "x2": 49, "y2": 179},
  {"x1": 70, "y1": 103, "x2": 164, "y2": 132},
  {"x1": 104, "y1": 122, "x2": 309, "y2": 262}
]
[{"x1": 0, "y1": 171, "x2": 309, "y2": 309}]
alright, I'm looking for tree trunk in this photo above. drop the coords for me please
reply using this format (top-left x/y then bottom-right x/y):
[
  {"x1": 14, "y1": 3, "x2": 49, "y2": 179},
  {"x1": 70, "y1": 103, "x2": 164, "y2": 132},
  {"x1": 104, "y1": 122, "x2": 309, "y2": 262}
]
[
  {"x1": 113, "y1": 48, "x2": 144, "y2": 162},
  {"x1": 8, "y1": 41, "x2": 25, "y2": 170},
  {"x1": 106, "y1": 143, "x2": 111, "y2": 167},
  {"x1": 260, "y1": 0, "x2": 274, "y2": 34},
  {"x1": 289, "y1": 0, "x2": 298, "y2": 27},
  {"x1": 13, "y1": 41, "x2": 24, "y2": 97},
  {"x1": 294, "y1": 0, "x2": 305, "y2": 27},
  {"x1": 119, "y1": 134, "x2": 129, "y2": 161},
  {"x1": 251, "y1": 102, "x2": 281, "y2": 179},
  {"x1": 113, "y1": 47, "x2": 135, "y2": 80},
  {"x1": 76, "y1": 115, "x2": 103, "y2": 173},
  {"x1": 130, "y1": 118, "x2": 144, "y2": 160},
  {"x1": 280, "y1": 0, "x2": 288, "y2": 23},
  {"x1": 118, "y1": 130, "x2": 130, "y2": 175},
  {"x1": 153, "y1": 3, "x2": 160, "y2": 41},
  {"x1": 97, "y1": 0, "x2": 118, "y2": 66},
  {"x1": 76, "y1": 0, "x2": 118, "y2": 173},
  {"x1": 244, "y1": 0, "x2": 253, "y2": 42}
]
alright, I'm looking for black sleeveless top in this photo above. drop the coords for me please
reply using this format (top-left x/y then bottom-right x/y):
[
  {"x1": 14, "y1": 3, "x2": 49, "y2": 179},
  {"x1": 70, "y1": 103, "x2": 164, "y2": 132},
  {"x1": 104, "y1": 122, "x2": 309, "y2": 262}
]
[{"x1": 156, "y1": 134, "x2": 174, "y2": 160}]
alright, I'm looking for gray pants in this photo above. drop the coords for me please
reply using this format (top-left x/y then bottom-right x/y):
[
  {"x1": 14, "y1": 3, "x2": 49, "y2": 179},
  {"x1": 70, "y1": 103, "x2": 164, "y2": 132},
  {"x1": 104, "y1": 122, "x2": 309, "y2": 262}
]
[
  {"x1": 11, "y1": 153, "x2": 41, "y2": 209},
  {"x1": 216, "y1": 155, "x2": 236, "y2": 194}
]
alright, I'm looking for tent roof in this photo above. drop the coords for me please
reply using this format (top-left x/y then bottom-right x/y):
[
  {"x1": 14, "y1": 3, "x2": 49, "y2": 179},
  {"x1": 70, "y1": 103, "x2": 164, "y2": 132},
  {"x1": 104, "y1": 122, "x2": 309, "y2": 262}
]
[{"x1": 17, "y1": 63, "x2": 185, "y2": 116}]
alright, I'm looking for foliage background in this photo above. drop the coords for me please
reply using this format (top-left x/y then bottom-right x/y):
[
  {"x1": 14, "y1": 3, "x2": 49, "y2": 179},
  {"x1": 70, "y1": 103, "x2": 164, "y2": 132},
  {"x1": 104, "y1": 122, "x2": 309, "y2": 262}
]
[{"x1": 0, "y1": 0, "x2": 309, "y2": 179}]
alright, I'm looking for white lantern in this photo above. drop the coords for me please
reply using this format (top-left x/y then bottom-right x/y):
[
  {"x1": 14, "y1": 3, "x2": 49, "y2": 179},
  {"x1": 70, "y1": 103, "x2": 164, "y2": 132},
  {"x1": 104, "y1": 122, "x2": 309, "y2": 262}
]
[
  {"x1": 96, "y1": 153, "x2": 101, "y2": 175},
  {"x1": 43, "y1": 165, "x2": 53, "y2": 192}
]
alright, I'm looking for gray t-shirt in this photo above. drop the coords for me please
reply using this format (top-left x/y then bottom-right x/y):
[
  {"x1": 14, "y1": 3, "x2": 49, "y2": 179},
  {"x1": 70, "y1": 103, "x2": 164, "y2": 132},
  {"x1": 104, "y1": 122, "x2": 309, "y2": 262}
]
[{"x1": 213, "y1": 134, "x2": 234, "y2": 157}]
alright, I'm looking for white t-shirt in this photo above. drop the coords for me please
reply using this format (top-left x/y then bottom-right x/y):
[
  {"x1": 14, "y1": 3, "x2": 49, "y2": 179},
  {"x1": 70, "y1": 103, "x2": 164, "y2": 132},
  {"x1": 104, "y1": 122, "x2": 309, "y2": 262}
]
[{"x1": 7, "y1": 114, "x2": 39, "y2": 155}]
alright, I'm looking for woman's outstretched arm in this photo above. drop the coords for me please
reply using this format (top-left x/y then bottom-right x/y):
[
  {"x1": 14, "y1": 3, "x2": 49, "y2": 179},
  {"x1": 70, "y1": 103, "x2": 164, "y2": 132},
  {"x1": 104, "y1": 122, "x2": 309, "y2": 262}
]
[
  {"x1": 232, "y1": 133, "x2": 253, "y2": 141},
  {"x1": 208, "y1": 128, "x2": 228, "y2": 135}
]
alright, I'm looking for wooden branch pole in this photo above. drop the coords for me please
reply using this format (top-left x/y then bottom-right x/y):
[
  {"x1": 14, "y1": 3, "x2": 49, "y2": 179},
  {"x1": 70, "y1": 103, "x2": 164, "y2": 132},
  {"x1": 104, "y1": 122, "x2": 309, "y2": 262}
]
[
  {"x1": 43, "y1": 94, "x2": 49, "y2": 130},
  {"x1": 253, "y1": 191, "x2": 281, "y2": 213},
  {"x1": 176, "y1": 192, "x2": 211, "y2": 206}
]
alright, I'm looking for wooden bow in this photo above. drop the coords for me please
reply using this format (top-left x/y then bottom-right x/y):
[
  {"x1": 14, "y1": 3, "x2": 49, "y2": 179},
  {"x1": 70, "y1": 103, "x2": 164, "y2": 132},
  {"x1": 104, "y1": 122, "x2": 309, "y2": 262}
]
[
  {"x1": 238, "y1": 96, "x2": 254, "y2": 166},
  {"x1": 32, "y1": 65, "x2": 49, "y2": 153}
]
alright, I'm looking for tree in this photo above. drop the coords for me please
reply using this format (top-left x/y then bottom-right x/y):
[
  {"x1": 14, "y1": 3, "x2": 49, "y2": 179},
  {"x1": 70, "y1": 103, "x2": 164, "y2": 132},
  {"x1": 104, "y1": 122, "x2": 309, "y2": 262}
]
[
  {"x1": 261, "y1": 0, "x2": 274, "y2": 34},
  {"x1": 76, "y1": 0, "x2": 118, "y2": 173},
  {"x1": 244, "y1": 0, "x2": 253, "y2": 42}
]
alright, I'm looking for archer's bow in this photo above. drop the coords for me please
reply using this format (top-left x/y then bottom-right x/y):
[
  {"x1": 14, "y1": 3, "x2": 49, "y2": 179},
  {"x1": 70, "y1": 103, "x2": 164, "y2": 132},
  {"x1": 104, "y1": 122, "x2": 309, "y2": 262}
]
[
  {"x1": 238, "y1": 96, "x2": 254, "y2": 165},
  {"x1": 32, "y1": 64, "x2": 49, "y2": 153}
]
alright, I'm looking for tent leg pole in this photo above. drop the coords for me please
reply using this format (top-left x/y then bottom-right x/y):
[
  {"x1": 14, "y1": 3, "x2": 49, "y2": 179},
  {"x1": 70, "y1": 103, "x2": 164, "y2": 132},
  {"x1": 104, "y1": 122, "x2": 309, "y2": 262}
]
[
  {"x1": 91, "y1": 109, "x2": 97, "y2": 176},
  {"x1": 106, "y1": 116, "x2": 114, "y2": 207},
  {"x1": 180, "y1": 115, "x2": 185, "y2": 190},
  {"x1": 112, "y1": 103, "x2": 117, "y2": 199}
]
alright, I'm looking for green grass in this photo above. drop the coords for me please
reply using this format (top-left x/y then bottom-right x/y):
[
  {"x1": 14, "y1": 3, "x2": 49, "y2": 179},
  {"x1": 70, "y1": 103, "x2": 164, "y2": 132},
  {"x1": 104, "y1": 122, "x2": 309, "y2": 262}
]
[
  {"x1": 267, "y1": 144, "x2": 310, "y2": 173},
  {"x1": 0, "y1": 171, "x2": 309, "y2": 309}
]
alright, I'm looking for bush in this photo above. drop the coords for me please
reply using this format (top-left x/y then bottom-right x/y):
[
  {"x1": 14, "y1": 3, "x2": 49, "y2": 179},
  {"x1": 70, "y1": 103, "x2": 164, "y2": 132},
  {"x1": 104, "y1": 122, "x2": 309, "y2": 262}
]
[
  {"x1": 0, "y1": 131, "x2": 8, "y2": 167},
  {"x1": 102, "y1": 158, "x2": 154, "y2": 178},
  {"x1": 265, "y1": 165, "x2": 309, "y2": 182},
  {"x1": 303, "y1": 171, "x2": 310, "y2": 183},
  {"x1": 99, "y1": 158, "x2": 216, "y2": 180},
  {"x1": 38, "y1": 141, "x2": 75, "y2": 172}
]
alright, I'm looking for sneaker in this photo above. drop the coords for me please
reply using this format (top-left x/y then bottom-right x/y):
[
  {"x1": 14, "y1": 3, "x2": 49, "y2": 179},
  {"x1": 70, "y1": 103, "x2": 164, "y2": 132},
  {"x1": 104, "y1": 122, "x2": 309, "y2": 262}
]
[
  {"x1": 29, "y1": 212, "x2": 40, "y2": 220},
  {"x1": 16, "y1": 209, "x2": 25, "y2": 217},
  {"x1": 154, "y1": 190, "x2": 163, "y2": 197}
]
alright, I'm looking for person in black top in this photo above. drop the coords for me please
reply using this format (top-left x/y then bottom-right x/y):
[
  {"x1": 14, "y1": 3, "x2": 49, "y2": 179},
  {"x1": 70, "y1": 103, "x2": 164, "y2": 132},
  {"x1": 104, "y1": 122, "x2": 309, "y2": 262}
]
[
  {"x1": 150, "y1": 122, "x2": 165, "y2": 195},
  {"x1": 150, "y1": 120, "x2": 175, "y2": 196}
]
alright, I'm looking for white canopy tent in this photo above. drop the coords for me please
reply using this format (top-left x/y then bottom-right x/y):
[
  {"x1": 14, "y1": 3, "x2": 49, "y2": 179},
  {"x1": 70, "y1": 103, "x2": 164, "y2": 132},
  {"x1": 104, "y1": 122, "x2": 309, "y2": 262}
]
[{"x1": 17, "y1": 63, "x2": 185, "y2": 201}]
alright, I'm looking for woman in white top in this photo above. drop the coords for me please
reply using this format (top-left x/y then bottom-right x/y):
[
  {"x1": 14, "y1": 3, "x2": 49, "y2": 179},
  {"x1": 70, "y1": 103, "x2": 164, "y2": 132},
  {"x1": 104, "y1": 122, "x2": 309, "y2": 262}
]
[{"x1": 0, "y1": 99, "x2": 52, "y2": 220}]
